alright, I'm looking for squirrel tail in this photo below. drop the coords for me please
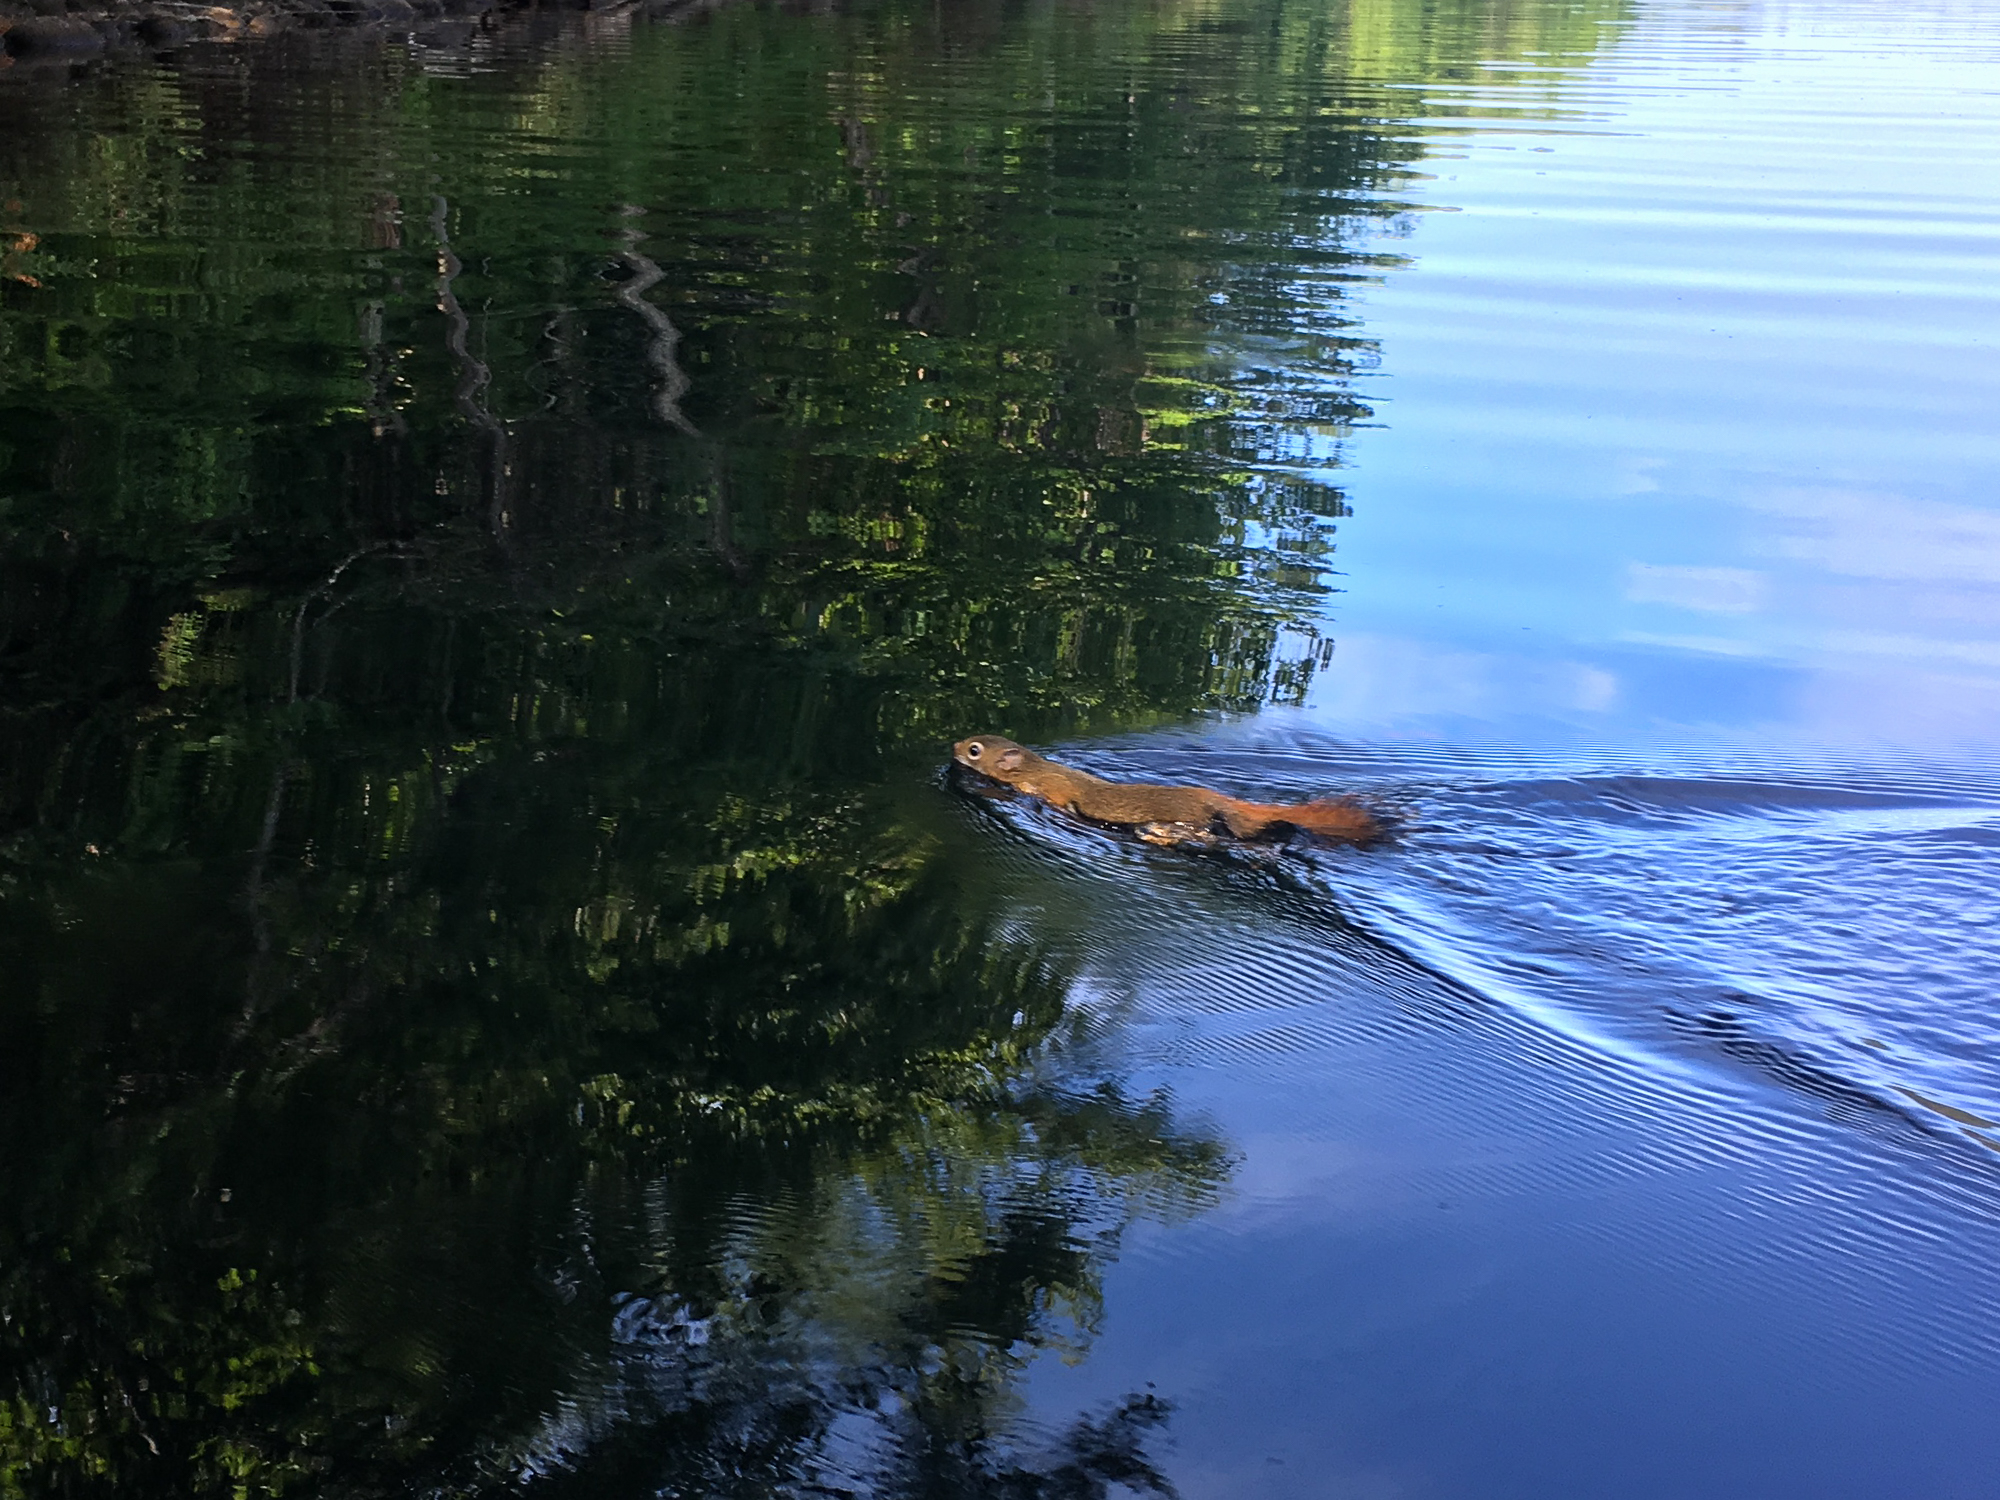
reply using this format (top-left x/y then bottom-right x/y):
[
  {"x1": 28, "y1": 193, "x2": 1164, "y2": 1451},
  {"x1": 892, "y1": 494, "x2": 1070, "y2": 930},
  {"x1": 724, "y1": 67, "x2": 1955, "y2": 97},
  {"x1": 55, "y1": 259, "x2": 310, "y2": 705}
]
[{"x1": 1226, "y1": 797, "x2": 1382, "y2": 842}]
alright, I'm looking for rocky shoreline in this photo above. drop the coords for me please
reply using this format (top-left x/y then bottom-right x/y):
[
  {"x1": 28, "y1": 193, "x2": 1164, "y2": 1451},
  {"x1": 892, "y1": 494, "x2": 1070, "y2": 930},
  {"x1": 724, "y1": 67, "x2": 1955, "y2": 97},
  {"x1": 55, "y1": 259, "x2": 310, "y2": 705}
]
[{"x1": 0, "y1": 0, "x2": 733, "y2": 68}]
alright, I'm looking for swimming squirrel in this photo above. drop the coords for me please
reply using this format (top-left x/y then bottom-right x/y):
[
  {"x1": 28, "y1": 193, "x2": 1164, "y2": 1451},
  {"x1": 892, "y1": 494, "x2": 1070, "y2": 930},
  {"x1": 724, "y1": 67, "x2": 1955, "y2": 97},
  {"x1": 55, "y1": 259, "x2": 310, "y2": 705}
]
[{"x1": 952, "y1": 735, "x2": 1381, "y2": 846}]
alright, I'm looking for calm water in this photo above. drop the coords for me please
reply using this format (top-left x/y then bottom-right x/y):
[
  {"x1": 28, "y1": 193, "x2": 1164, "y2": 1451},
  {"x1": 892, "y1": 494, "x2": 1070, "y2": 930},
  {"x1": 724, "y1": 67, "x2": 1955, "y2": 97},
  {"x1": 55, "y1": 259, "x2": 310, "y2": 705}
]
[{"x1": 4, "y1": 0, "x2": 1999, "y2": 1495}]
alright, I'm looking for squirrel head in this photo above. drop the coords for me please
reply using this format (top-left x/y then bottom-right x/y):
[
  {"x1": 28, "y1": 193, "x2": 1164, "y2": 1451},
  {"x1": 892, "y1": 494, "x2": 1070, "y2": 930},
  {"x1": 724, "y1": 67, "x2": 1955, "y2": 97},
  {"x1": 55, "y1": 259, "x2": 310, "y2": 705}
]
[{"x1": 952, "y1": 735, "x2": 1035, "y2": 781}]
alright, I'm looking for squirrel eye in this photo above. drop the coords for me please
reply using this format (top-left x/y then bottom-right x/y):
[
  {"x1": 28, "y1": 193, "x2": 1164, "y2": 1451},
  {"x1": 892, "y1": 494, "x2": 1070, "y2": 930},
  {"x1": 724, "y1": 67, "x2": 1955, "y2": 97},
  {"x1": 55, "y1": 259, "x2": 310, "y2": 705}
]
[{"x1": 967, "y1": 743, "x2": 983, "y2": 758}]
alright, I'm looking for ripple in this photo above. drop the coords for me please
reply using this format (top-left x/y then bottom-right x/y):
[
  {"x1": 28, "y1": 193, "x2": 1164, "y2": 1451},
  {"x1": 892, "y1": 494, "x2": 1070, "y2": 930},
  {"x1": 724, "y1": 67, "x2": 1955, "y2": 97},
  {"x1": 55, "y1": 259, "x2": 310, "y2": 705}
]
[{"x1": 986, "y1": 726, "x2": 2000, "y2": 1170}]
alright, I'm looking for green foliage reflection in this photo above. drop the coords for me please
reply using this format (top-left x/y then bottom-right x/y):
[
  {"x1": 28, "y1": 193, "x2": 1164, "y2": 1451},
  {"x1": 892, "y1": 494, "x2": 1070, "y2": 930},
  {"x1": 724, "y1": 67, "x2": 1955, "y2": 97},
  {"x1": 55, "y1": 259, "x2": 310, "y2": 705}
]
[{"x1": 0, "y1": 0, "x2": 1628, "y2": 1491}]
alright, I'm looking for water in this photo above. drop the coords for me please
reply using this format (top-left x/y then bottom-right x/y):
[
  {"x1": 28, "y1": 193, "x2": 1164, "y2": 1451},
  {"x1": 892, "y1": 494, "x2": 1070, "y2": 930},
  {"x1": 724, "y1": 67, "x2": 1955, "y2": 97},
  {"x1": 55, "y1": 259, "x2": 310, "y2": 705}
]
[{"x1": 3, "y1": 0, "x2": 1999, "y2": 1494}]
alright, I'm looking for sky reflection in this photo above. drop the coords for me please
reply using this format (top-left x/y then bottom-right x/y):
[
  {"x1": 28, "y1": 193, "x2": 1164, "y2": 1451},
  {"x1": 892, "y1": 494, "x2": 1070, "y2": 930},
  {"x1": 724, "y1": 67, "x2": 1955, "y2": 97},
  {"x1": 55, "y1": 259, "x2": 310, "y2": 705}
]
[{"x1": 1310, "y1": 2, "x2": 2000, "y2": 754}]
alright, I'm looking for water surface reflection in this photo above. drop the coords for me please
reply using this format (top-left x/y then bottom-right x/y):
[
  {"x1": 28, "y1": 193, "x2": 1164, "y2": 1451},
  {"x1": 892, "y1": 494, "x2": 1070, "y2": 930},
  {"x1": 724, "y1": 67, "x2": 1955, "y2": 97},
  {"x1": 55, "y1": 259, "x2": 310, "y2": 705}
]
[
  {"x1": 2, "y1": 0, "x2": 1547, "y2": 1487},
  {"x1": 5, "y1": 0, "x2": 2000, "y2": 1494}
]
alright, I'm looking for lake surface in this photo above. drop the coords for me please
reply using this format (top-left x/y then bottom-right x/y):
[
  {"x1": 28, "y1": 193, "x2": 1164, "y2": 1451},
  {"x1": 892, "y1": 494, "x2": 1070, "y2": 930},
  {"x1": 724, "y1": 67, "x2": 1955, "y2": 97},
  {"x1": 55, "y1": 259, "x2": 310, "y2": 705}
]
[{"x1": 4, "y1": 0, "x2": 1999, "y2": 1494}]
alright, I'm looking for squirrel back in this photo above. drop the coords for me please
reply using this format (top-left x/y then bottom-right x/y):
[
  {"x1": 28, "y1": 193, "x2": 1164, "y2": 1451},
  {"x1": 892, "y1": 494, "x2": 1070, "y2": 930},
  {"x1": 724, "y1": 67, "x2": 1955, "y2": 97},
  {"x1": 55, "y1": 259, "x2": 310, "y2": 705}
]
[{"x1": 951, "y1": 735, "x2": 1380, "y2": 844}]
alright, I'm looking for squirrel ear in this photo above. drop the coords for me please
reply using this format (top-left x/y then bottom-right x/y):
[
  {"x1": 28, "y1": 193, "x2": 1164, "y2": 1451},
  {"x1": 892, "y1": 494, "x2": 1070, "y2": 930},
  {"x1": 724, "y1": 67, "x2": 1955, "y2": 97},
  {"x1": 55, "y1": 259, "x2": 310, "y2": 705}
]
[{"x1": 995, "y1": 748, "x2": 1025, "y2": 772}]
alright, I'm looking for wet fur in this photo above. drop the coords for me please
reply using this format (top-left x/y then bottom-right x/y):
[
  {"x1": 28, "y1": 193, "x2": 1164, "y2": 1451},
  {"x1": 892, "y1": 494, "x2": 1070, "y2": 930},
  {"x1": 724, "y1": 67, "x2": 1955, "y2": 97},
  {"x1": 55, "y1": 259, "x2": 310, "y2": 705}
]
[{"x1": 951, "y1": 735, "x2": 1380, "y2": 846}]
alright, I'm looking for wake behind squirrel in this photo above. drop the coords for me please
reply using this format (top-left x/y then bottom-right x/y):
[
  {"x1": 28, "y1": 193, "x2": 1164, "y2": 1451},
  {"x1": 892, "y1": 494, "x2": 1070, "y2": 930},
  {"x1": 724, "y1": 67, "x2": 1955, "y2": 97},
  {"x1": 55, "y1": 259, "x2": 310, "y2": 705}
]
[{"x1": 951, "y1": 734, "x2": 1381, "y2": 848}]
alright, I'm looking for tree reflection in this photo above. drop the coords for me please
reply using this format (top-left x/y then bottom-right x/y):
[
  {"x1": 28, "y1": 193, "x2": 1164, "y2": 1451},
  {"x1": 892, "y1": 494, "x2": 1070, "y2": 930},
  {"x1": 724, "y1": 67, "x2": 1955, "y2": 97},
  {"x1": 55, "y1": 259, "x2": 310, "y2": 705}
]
[
  {"x1": 0, "y1": 0, "x2": 1629, "y2": 1490},
  {"x1": 3, "y1": 758, "x2": 1227, "y2": 1493}
]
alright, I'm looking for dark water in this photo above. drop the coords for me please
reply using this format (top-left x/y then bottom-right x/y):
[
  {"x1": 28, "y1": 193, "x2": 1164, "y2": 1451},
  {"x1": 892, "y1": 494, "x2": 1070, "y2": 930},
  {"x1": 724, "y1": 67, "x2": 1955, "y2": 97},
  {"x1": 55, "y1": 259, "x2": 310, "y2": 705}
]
[{"x1": 4, "y1": 0, "x2": 1999, "y2": 1495}]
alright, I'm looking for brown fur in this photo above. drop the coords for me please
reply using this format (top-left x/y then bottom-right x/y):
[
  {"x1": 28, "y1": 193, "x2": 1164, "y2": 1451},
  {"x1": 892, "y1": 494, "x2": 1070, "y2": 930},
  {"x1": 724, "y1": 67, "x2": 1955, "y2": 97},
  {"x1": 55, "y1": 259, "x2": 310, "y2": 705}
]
[{"x1": 951, "y1": 735, "x2": 1379, "y2": 844}]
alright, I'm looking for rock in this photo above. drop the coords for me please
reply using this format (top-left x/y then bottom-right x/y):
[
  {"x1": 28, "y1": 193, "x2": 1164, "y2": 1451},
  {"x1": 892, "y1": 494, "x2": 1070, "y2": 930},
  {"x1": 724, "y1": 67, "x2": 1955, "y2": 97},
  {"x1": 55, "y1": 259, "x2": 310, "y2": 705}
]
[
  {"x1": 134, "y1": 15, "x2": 188, "y2": 43},
  {"x1": 3, "y1": 15, "x2": 106, "y2": 54},
  {"x1": 0, "y1": 0, "x2": 712, "y2": 70}
]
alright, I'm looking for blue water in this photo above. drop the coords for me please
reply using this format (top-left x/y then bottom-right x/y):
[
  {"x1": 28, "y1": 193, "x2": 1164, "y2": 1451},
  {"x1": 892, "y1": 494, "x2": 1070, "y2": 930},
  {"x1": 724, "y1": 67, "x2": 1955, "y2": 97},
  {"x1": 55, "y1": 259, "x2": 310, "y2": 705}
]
[
  {"x1": 994, "y1": 6, "x2": 2000, "y2": 1494},
  {"x1": 5, "y1": 0, "x2": 2000, "y2": 1494}
]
